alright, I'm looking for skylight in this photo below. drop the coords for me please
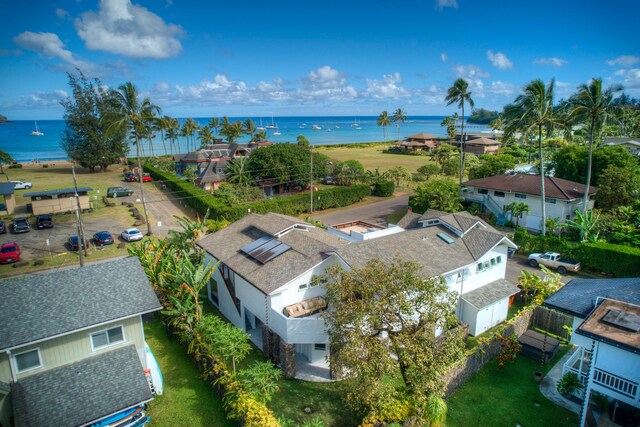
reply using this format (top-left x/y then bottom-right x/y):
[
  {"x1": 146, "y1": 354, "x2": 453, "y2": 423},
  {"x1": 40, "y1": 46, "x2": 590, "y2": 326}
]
[
  {"x1": 601, "y1": 309, "x2": 640, "y2": 332},
  {"x1": 437, "y1": 232, "x2": 455, "y2": 244}
]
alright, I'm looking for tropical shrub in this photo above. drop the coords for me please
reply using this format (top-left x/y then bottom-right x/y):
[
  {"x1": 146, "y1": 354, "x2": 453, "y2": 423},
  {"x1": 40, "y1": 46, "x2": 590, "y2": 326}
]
[
  {"x1": 373, "y1": 180, "x2": 395, "y2": 197},
  {"x1": 556, "y1": 372, "x2": 583, "y2": 396}
]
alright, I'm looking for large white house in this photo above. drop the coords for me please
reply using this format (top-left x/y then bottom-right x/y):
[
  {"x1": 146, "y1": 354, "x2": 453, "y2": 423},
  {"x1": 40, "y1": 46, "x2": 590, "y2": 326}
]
[
  {"x1": 197, "y1": 210, "x2": 518, "y2": 380},
  {"x1": 462, "y1": 173, "x2": 597, "y2": 231},
  {"x1": 543, "y1": 278, "x2": 640, "y2": 425}
]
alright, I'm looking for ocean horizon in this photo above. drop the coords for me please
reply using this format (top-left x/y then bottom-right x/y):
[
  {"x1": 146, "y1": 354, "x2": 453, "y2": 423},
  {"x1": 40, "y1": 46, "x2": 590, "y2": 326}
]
[{"x1": 0, "y1": 116, "x2": 490, "y2": 163}]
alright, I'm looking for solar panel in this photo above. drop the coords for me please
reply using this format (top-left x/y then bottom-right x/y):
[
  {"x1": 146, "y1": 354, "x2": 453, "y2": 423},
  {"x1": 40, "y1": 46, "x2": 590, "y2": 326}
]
[
  {"x1": 240, "y1": 236, "x2": 273, "y2": 255},
  {"x1": 249, "y1": 239, "x2": 280, "y2": 259},
  {"x1": 255, "y1": 242, "x2": 291, "y2": 264},
  {"x1": 602, "y1": 309, "x2": 640, "y2": 332}
]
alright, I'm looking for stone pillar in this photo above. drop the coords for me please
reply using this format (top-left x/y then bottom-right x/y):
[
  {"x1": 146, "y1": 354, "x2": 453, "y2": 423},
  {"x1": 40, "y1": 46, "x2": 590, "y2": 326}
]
[
  {"x1": 279, "y1": 340, "x2": 297, "y2": 378},
  {"x1": 261, "y1": 325, "x2": 282, "y2": 365}
]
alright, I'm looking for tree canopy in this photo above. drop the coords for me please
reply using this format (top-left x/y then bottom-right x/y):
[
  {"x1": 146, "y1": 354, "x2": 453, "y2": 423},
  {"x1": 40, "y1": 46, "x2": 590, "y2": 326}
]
[
  {"x1": 552, "y1": 144, "x2": 638, "y2": 187},
  {"x1": 409, "y1": 179, "x2": 463, "y2": 213},
  {"x1": 246, "y1": 142, "x2": 329, "y2": 187},
  {"x1": 467, "y1": 108, "x2": 499, "y2": 124}
]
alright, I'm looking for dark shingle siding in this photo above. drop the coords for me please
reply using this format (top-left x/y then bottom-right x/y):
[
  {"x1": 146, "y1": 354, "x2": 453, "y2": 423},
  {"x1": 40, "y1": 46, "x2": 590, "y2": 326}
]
[
  {"x1": 0, "y1": 257, "x2": 162, "y2": 350},
  {"x1": 12, "y1": 345, "x2": 152, "y2": 427}
]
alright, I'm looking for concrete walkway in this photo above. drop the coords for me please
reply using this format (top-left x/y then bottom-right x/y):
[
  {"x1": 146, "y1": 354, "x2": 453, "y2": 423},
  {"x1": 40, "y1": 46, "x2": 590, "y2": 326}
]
[{"x1": 539, "y1": 345, "x2": 582, "y2": 414}]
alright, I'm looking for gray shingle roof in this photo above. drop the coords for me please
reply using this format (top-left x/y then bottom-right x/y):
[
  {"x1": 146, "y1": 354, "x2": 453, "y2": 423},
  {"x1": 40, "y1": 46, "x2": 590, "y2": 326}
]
[
  {"x1": 0, "y1": 257, "x2": 162, "y2": 351},
  {"x1": 395, "y1": 211, "x2": 422, "y2": 229},
  {"x1": 461, "y1": 278, "x2": 519, "y2": 309},
  {"x1": 543, "y1": 277, "x2": 640, "y2": 318},
  {"x1": 12, "y1": 345, "x2": 152, "y2": 427},
  {"x1": 23, "y1": 187, "x2": 92, "y2": 198},
  {"x1": 197, "y1": 214, "x2": 347, "y2": 294}
]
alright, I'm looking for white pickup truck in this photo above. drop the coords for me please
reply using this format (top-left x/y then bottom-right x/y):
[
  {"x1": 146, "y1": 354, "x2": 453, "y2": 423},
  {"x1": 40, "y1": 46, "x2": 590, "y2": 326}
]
[
  {"x1": 528, "y1": 252, "x2": 581, "y2": 274},
  {"x1": 10, "y1": 180, "x2": 32, "y2": 190}
]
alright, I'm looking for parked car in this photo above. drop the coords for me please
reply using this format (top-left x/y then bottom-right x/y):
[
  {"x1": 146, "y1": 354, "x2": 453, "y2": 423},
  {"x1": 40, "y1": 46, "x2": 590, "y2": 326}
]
[
  {"x1": 35, "y1": 214, "x2": 54, "y2": 229},
  {"x1": 93, "y1": 231, "x2": 114, "y2": 246},
  {"x1": 68, "y1": 236, "x2": 90, "y2": 251},
  {"x1": 121, "y1": 228, "x2": 143, "y2": 242},
  {"x1": 10, "y1": 180, "x2": 32, "y2": 190},
  {"x1": 0, "y1": 220, "x2": 5, "y2": 234},
  {"x1": 124, "y1": 172, "x2": 137, "y2": 182},
  {"x1": 528, "y1": 252, "x2": 581, "y2": 274},
  {"x1": 0, "y1": 242, "x2": 21, "y2": 264},
  {"x1": 12, "y1": 217, "x2": 30, "y2": 233},
  {"x1": 107, "y1": 187, "x2": 134, "y2": 198},
  {"x1": 140, "y1": 173, "x2": 152, "y2": 182}
]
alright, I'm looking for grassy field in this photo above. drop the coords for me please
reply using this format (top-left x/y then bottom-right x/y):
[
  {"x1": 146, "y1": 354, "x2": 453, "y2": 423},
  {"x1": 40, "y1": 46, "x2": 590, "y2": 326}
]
[
  {"x1": 315, "y1": 144, "x2": 435, "y2": 174},
  {"x1": 144, "y1": 317, "x2": 235, "y2": 427},
  {"x1": 446, "y1": 346, "x2": 578, "y2": 427}
]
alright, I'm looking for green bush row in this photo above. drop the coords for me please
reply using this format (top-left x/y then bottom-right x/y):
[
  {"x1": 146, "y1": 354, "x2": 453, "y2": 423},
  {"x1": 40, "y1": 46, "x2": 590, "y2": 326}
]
[
  {"x1": 373, "y1": 180, "x2": 395, "y2": 197},
  {"x1": 144, "y1": 163, "x2": 371, "y2": 221},
  {"x1": 513, "y1": 229, "x2": 640, "y2": 277}
]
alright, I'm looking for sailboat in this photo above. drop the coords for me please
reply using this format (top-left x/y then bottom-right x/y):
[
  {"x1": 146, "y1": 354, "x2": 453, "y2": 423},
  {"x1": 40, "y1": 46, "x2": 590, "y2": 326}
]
[
  {"x1": 31, "y1": 121, "x2": 44, "y2": 136},
  {"x1": 265, "y1": 113, "x2": 277, "y2": 129},
  {"x1": 256, "y1": 117, "x2": 266, "y2": 131}
]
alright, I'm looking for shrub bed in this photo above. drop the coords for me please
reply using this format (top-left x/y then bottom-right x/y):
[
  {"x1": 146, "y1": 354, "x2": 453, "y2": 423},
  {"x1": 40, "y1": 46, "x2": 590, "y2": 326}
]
[{"x1": 144, "y1": 163, "x2": 371, "y2": 221}]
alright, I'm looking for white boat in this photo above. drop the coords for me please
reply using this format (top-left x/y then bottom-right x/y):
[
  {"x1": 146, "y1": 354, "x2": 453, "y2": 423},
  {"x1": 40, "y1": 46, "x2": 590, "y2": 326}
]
[
  {"x1": 256, "y1": 118, "x2": 265, "y2": 131},
  {"x1": 273, "y1": 131, "x2": 281, "y2": 136},
  {"x1": 312, "y1": 124, "x2": 322, "y2": 130},
  {"x1": 145, "y1": 342, "x2": 163, "y2": 395},
  {"x1": 265, "y1": 113, "x2": 277, "y2": 129},
  {"x1": 31, "y1": 121, "x2": 44, "y2": 136}
]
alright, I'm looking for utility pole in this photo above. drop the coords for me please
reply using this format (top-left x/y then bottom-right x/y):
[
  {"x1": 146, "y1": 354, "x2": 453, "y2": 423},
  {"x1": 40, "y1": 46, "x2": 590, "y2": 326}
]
[
  {"x1": 309, "y1": 144, "x2": 314, "y2": 213},
  {"x1": 71, "y1": 163, "x2": 86, "y2": 266},
  {"x1": 136, "y1": 140, "x2": 152, "y2": 236}
]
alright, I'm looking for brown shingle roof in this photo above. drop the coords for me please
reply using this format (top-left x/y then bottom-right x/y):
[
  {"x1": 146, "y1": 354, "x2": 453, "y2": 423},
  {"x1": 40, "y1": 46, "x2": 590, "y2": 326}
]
[
  {"x1": 466, "y1": 137, "x2": 501, "y2": 145},
  {"x1": 463, "y1": 173, "x2": 596, "y2": 200},
  {"x1": 406, "y1": 133, "x2": 438, "y2": 140}
]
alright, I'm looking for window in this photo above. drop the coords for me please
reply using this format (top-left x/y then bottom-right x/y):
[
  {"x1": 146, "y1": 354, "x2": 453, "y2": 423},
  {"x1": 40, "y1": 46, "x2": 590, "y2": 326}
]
[
  {"x1": 515, "y1": 193, "x2": 527, "y2": 199},
  {"x1": 14, "y1": 349, "x2": 42, "y2": 373},
  {"x1": 91, "y1": 326, "x2": 125, "y2": 350},
  {"x1": 494, "y1": 191, "x2": 505, "y2": 198},
  {"x1": 478, "y1": 189, "x2": 488, "y2": 195},
  {"x1": 497, "y1": 256, "x2": 502, "y2": 264},
  {"x1": 298, "y1": 283, "x2": 308, "y2": 291},
  {"x1": 477, "y1": 262, "x2": 484, "y2": 272},
  {"x1": 491, "y1": 258, "x2": 496, "y2": 266},
  {"x1": 545, "y1": 197, "x2": 557, "y2": 204},
  {"x1": 314, "y1": 343, "x2": 327, "y2": 351}
]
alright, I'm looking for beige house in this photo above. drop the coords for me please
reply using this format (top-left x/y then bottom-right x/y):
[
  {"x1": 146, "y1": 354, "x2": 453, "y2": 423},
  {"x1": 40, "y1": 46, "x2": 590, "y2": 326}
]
[
  {"x1": 464, "y1": 137, "x2": 501, "y2": 156},
  {"x1": 0, "y1": 182, "x2": 16, "y2": 214},
  {"x1": 23, "y1": 187, "x2": 92, "y2": 215},
  {"x1": 0, "y1": 257, "x2": 163, "y2": 427},
  {"x1": 394, "y1": 132, "x2": 439, "y2": 152},
  {"x1": 604, "y1": 137, "x2": 640, "y2": 156}
]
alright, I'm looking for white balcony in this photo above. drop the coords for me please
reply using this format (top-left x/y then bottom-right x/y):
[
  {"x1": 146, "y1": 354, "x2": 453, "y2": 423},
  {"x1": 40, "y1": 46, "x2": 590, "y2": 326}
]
[{"x1": 267, "y1": 307, "x2": 327, "y2": 344}]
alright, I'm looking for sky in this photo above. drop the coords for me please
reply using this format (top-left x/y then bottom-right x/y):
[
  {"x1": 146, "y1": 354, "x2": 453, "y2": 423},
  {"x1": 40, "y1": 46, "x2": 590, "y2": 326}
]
[{"x1": 1, "y1": 0, "x2": 639, "y2": 120}]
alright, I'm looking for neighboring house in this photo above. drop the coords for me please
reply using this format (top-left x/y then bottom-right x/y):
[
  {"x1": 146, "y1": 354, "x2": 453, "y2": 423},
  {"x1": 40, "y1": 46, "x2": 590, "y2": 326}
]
[
  {"x1": 543, "y1": 278, "x2": 640, "y2": 420},
  {"x1": 462, "y1": 173, "x2": 597, "y2": 231},
  {"x1": 197, "y1": 210, "x2": 518, "y2": 380},
  {"x1": 0, "y1": 257, "x2": 163, "y2": 427},
  {"x1": 393, "y1": 133, "x2": 439, "y2": 152},
  {"x1": 604, "y1": 137, "x2": 640, "y2": 156},
  {"x1": 23, "y1": 187, "x2": 92, "y2": 215},
  {"x1": 464, "y1": 137, "x2": 501, "y2": 156},
  {"x1": 175, "y1": 141, "x2": 273, "y2": 192},
  {"x1": 0, "y1": 182, "x2": 16, "y2": 214}
]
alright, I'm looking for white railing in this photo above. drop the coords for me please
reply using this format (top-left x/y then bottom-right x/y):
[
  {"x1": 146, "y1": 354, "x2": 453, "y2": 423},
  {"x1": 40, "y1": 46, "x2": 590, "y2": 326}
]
[
  {"x1": 593, "y1": 368, "x2": 640, "y2": 400},
  {"x1": 563, "y1": 347, "x2": 589, "y2": 384},
  {"x1": 267, "y1": 308, "x2": 327, "y2": 344}
]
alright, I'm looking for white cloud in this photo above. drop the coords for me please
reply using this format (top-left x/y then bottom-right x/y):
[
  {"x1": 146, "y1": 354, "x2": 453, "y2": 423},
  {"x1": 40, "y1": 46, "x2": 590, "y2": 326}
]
[
  {"x1": 441, "y1": 52, "x2": 448, "y2": 62},
  {"x1": 363, "y1": 72, "x2": 409, "y2": 99},
  {"x1": 533, "y1": 57, "x2": 567, "y2": 68},
  {"x1": 455, "y1": 64, "x2": 490, "y2": 80},
  {"x1": 489, "y1": 81, "x2": 516, "y2": 96},
  {"x1": 606, "y1": 55, "x2": 640, "y2": 67},
  {"x1": 1, "y1": 89, "x2": 68, "y2": 110},
  {"x1": 55, "y1": 8, "x2": 70, "y2": 20},
  {"x1": 304, "y1": 66, "x2": 347, "y2": 89},
  {"x1": 422, "y1": 85, "x2": 446, "y2": 104},
  {"x1": 487, "y1": 50, "x2": 512, "y2": 70},
  {"x1": 435, "y1": 0, "x2": 458, "y2": 9},
  {"x1": 614, "y1": 68, "x2": 640, "y2": 90},
  {"x1": 13, "y1": 31, "x2": 89, "y2": 69},
  {"x1": 75, "y1": 0, "x2": 183, "y2": 59}
]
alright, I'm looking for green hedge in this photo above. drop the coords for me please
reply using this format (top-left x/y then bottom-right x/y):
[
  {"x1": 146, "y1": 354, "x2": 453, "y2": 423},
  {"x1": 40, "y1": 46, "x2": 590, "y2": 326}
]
[
  {"x1": 144, "y1": 164, "x2": 371, "y2": 221},
  {"x1": 373, "y1": 180, "x2": 395, "y2": 197},
  {"x1": 513, "y1": 229, "x2": 640, "y2": 277}
]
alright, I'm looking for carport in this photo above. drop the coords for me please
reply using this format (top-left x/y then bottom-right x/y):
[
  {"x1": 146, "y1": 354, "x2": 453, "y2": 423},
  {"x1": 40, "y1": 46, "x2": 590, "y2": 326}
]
[
  {"x1": 23, "y1": 187, "x2": 92, "y2": 215},
  {"x1": 0, "y1": 182, "x2": 16, "y2": 214}
]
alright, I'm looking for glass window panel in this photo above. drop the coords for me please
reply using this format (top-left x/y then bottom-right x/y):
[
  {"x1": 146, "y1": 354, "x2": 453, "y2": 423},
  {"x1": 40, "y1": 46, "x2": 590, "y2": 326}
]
[
  {"x1": 92, "y1": 332, "x2": 109, "y2": 349},
  {"x1": 108, "y1": 327, "x2": 124, "y2": 343},
  {"x1": 15, "y1": 350, "x2": 40, "y2": 372}
]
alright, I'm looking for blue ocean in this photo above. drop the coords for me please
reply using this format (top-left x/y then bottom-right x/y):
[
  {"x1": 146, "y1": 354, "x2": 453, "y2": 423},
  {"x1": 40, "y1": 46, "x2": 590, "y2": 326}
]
[{"x1": 0, "y1": 116, "x2": 489, "y2": 162}]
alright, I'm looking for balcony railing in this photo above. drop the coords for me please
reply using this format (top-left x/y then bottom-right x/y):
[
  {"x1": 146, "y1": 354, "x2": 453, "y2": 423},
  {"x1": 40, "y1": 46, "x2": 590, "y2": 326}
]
[
  {"x1": 593, "y1": 368, "x2": 639, "y2": 400},
  {"x1": 267, "y1": 307, "x2": 327, "y2": 344},
  {"x1": 563, "y1": 347, "x2": 590, "y2": 384}
]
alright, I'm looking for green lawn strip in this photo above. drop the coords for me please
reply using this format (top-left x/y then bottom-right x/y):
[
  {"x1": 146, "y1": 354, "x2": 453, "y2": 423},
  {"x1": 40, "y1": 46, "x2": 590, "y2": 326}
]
[
  {"x1": 387, "y1": 207, "x2": 408, "y2": 225},
  {"x1": 446, "y1": 346, "x2": 578, "y2": 427},
  {"x1": 144, "y1": 317, "x2": 235, "y2": 427},
  {"x1": 315, "y1": 145, "x2": 435, "y2": 174}
]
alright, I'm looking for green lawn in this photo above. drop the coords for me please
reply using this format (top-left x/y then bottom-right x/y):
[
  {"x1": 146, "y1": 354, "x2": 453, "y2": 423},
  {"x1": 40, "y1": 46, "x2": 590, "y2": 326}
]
[
  {"x1": 446, "y1": 346, "x2": 579, "y2": 427},
  {"x1": 315, "y1": 144, "x2": 435, "y2": 174},
  {"x1": 144, "y1": 318, "x2": 235, "y2": 427}
]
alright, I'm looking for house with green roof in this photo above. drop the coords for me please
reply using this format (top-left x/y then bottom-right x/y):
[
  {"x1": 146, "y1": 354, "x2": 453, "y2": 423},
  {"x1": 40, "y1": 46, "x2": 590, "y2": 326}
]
[{"x1": 0, "y1": 257, "x2": 163, "y2": 427}]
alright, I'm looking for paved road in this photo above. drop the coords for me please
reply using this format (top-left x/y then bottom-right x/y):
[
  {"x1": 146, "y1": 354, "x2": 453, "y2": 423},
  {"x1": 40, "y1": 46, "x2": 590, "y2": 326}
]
[{"x1": 310, "y1": 194, "x2": 410, "y2": 226}]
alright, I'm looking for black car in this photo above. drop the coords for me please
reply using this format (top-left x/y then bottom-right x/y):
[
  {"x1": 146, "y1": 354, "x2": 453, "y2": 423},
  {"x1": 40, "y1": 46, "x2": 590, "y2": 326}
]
[
  {"x1": 93, "y1": 231, "x2": 114, "y2": 246},
  {"x1": 107, "y1": 187, "x2": 134, "y2": 198},
  {"x1": 12, "y1": 217, "x2": 30, "y2": 233},
  {"x1": 68, "y1": 236, "x2": 90, "y2": 251},
  {"x1": 0, "y1": 220, "x2": 5, "y2": 234},
  {"x1": 35, "y1": 214, "x2": 54, "y2": 229}
]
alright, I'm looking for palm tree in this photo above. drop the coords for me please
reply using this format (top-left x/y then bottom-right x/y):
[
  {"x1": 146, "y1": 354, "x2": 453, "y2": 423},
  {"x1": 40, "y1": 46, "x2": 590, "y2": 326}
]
[
  {"x1": 503, "y1": 79, "x2": 559, "y2": 235},
  {"x1": 106, "y1": 81, "x2": 154, "y2": 235},
  {"x1": 143, "y1": 105, "x2": 161, "y2": 158},
  {"x1": 208, "y1": 117, "x2": 220, "y2": 137},
  {"x1": 197, "y1": 126, "x2": 214, "y2": 148},
  {"x1": 226, "y1": 157, "x2": 252, "y2": 186},
  {"x1": 392, "y1": 108, "x2": 407, "y2": 141},
  {"x1": 568, "y1": 78, "x2": 623, "y2": 212},
  {"x1": 181, "y1": 118, "x2": 199, "y2": 152},
  {"x1": 156, "y1": 115, "x2": 172, "y2": 156},
  {"x1": 377, "y1": 110, "x2": 392, "y2": 142},
  {"x1": 505, "y1": 202, "x2": 530, "y2": 227},
  {"x1": 445, "y1": 78, "x2": 474, "y2": 184},
  {"x1": 243, "y1": 118, "x2": 257, "y2": 139},
  {"x1": 221, "y1": 120, "x2": 244, "y2": 143},
  {"x1": 252, "y1": 130, "x2": 267, "y2": 142},
  {"x1": 166, "y1": 117, "x2": 180, "y2": 155}
]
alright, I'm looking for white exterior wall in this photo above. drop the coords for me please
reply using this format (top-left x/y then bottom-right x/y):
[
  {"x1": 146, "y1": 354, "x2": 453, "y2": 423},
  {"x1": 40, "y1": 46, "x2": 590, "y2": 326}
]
[
  {"x1": 446, "y1": 244, "x2": 509, "y2": 298},
  {"x1": 594, "y1": 343, "x2": 640, "y2": 382},
  {"x1": 570, "y1": 317, "x2": 592, "y2": 348},
  {"x1": 466, "y1": 297, "x2": 510, "y2": 336},
  {"x1": 326, "y1": 224, "x2": 404, "y2": 242}
]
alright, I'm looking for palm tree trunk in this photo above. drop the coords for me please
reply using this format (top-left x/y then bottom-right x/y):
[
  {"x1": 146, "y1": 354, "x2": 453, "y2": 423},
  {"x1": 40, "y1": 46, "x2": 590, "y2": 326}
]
[
  {"x1": 161, "y1": 131, "x2": 168, "y2": 156},
  {"x1": 583, "y1": 119, "x2": 595, "y2": 213},
  {"x1": 148, "y1": 135, "x2": 154, "y2": 157},
  {"x1": 459, "y1": 104, "x2": 465, "y2": 184},
  {"x1": 539, "y1": 126, "x2": 546, "y2": 235},
  {"x1": 135, "y1": 137, "x2": 153, "y2": 236}
]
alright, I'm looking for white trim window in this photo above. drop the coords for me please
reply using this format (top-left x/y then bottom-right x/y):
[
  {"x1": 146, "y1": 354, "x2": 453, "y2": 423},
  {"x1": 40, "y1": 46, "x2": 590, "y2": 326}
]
[
  {"x1": 298, "y1": 283, "x2": 308, "y2": 292},
  {"x1": 14, "y1": 348, "x2": 42, "y2": 373},
  {"x1": 90, "y1": 325, "x2": 125, "y2": 351}
]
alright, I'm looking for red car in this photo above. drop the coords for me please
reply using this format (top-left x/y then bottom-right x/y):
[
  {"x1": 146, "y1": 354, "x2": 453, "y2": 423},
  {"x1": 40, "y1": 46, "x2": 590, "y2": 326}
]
[
  {"x1": 0, "y1": 242, "x2": 21, "y2": 264},
  {"x1": 140, "y1": 173, "x2": 152, "y2": 182}
]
